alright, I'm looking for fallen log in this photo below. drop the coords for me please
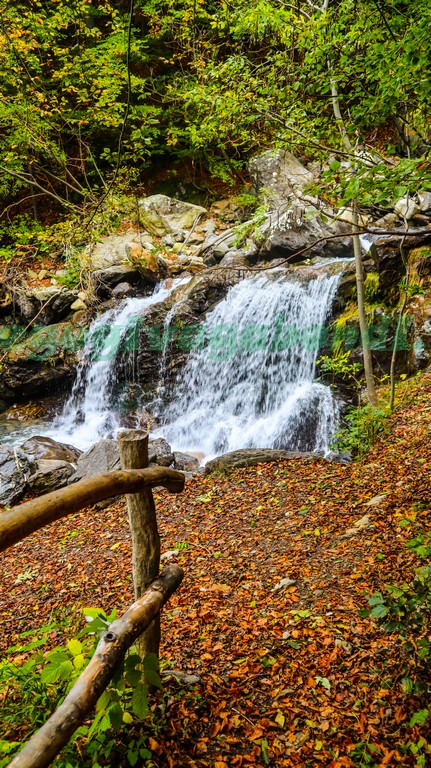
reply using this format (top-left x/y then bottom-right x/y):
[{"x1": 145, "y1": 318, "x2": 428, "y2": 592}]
[
  {"x1": 0, "y1": 467, "x2": 185, "y2": 552},
  {"x1": 7, "y1": 565, "x2": 184, "y2": 768}
]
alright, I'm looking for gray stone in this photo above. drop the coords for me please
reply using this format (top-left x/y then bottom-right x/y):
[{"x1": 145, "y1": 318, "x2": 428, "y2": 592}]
[
  {"x1": 173, "y1": 451, "x2": 200, "y2": 472},
  {"x1": 160, "y1": 549, "x2": 180, "y2": 562},
  {"x1": 13, "y1": 286, "x2": 77, "y2": 325},
  {"x1": 218, "y1": 250, "x2": 252, "y2": 269},
  {"x1": 27, "y1": 459, "x2": 75, "y2": 495},
  {"x1": 205, "y1": 448, "x2": 316, "y2": 473},
  {"x1": 364, "y1": 494, "x2": 387, "y2": 507},
  {"x1": 148, "y1": 438, "x2": 174, "y2": 467},
  {"x1": 272, "y1": 577, "x2": 297, "y2": 592},
  {"x1": 418, "y1": 191, "x2": 431, "y2": 213},
  {"x1": 248, "y1": 149, "x2": 314, "y2": 204},
  {"x1": 0, "y1": 447, "x2": 36, "y2": 506},
  {"x1": 70, "y1": 298, "x2": 87, "y2": 311},
  {"x1": 258, "y1": 206, "x2": 354, "y2": 261},
  {"x1": 93, "y1": 265, "x2": 144, "y2": 293},
  {"x1": 138, "y1": 195, "x2": 207, "y2": 238},
  {"x1": 68, "y1": 439, "x2": 120, "y2": 483},
  {"x1": 112, "y1": 282, "x2": 136, "y2": 299},
  {"x1": 20, "y1": 436, "x2": 81, "y2": 463},
  {"x1": 88, "y1": 233, "x2": 137, "y2": 270},
  {"x1": 394, "y1": 196, "x2": 420, "y2": 220}
]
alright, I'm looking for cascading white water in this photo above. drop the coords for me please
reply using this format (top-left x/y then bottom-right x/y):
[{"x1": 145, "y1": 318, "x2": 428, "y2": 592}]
[
  {"x1": 161, "y1": 271, "x2": 340, "y2": 458},
  {"x1": 51, "y1": 281, "x2": 185, "y2": 449}
]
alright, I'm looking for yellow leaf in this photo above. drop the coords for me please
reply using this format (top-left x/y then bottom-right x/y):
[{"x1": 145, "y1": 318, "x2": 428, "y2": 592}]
[
  {"x1": 275, "y1": 710, "x2": 285, "y2": 728},
  {"x1": 122, "y1": 712, "x2": 133, "y2": 724}
]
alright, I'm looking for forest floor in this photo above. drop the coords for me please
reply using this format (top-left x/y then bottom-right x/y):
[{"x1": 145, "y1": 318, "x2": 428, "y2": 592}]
[{"x1": 1, "y1": 374, "x2": 431, "y2": 767}]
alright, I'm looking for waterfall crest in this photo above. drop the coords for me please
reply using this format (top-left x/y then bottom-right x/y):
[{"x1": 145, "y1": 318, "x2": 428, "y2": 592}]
[
  {"x1": 52, "y1": 281, "x2": 182, "y2": 448},
  {"x1": 161, "y1": 271, "x2": 340, "y2": 458}
]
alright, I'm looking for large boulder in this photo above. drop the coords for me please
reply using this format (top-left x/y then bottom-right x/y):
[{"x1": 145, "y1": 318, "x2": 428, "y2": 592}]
[
  {"x1": 1, "y1": 323, "x2": 86, "y2": 403},
  {"x1": 138, "y1": 195, "x2": 207, "y2": 238},
  {"x1": 248, "y1": 150, "x2": 314, "y2": 205},
  {"x1": 148, "y1": 438, "x2": 173, "y2": 467},
  {"x1": 13, "y1": 286, "x2": 77, "y2": 325},
  {"x1": 125, "y1": 242, "x2": 163, "y2": 284},
  {"x1": 173, "y1": 451, "x2": 200, "y2": 472},
  {"x1": 258, "y1": 206, "x2": 354, "y2": 261},
  {"x1": 0, "y1": 446, "x2": 36, "y2": 506},
  {"x1": 93, "y1": 265, "x2": 149, "y2": 298},
  {"x1": 205, "y1": 448, "x2": 317, "y2": 473},
  {"x1": 137, "y1": 268, "x2": 241, "y2": 398},
  {"x1": 20, "y1": 436, "x2": 81, "y2": 463},
  {"x1": 87, "y1": 233, "x2": 135, "y2": 270},
  {"x1": 68, "y1": 439, "x2": 120, "y2": 483},
  {"x1": 27, "y1": 459, "x2": 76, "y2": 495}
]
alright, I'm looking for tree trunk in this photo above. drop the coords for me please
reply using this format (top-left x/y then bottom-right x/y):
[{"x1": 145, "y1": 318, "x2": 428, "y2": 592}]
[
  {"x1": 7, "y1": 566, "x2": 184, "y2": 768},
  {"x1": 118, "y1": 430, "x2": 160, "y2": 658},
  {"x1": 353, "y1": 202, "x2": 378, "y2": 406}
]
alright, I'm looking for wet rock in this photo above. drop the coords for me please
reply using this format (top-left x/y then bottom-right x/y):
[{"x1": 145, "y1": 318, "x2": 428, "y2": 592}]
[
  {"x1": 27, "y1": 459, "x2": 75, "y2": 495},
  {"x1": 68, "y1": 439, "x2": 120, "y2": 483},
  {"x1": 173, "y1": 451, "x2": 200, "y2": 472},
  {"x1": 205, "y1": 448, "x2": 317, "y2": 473},
  {"x1": 148, "y1": 438, "x2": 174, "y2": 467},
  {"x1": 20, "y1": 436, "x2": 81, "y2": 463},
  {"x1": 138, "y1": 195, "x2": 207, "y2": 238},
  {"x1": 137, "y1": 268, "x2": 241, "y2": 396},
  {"x1": 93, "y1": 265, "x2": 147, "y2": 296},
  {"x1": 0, "y1": 446, "x2": 36, "y2": 506},
  {"x1": 1, "y1": 323, "x2": 86, "y2": 403},
  {"x1": 112, "y1": 282, "x2": 136, "y2": 299}
]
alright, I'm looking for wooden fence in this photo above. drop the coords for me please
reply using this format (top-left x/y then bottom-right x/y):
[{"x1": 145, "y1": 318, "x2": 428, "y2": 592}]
[{"x1": 0, "y1": 429, "x2": 185, "y2": 768}]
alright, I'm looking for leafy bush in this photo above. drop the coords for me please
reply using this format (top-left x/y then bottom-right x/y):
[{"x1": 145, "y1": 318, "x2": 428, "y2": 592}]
[
  {"x1": 332, "y1": 403, "x2": 390, "y2": 457},
  {"x1": 0, "y1": 607, "x2": 161, "y2": 767},
  {"x1": 362, "y1": 534, "x2": 431, "y2": 765}
]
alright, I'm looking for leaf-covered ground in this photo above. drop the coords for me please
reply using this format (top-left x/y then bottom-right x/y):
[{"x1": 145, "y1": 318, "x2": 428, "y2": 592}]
[{"x1": 1, "y1": 375, "x2": 431, "y2": 766}]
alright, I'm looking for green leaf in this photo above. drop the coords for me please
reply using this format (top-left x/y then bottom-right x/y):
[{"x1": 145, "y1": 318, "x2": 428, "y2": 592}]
[
  {"x1": 67, "y1": 639, "x2": 82, "y2": 656},
  {"x1": 40, "y1": 664, "x2": 62, "y2": 684},
  {"x1": 131, "y1": 683, "x2": 149, "y2": 719},
  {"x1": 108, "y1": 703, "x2": 123, "y2": 732},
  {"x1": 410, "y1": 709, "x2": 429, "y2": 727},
  {"x1": 370, "y1": 604, "x2": 389, "y2": 619}
]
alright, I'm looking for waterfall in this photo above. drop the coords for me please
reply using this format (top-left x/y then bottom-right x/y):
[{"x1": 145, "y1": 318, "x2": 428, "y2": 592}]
[
  {"x1": 161, "y1": 270, "x2": 340, "y2": 458},
  {"x1": 52, "y1": 280, "x2": 185, "y2": 449}
]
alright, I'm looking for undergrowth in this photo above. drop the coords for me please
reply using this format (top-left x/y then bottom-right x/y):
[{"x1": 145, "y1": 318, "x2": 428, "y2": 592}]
[{"x1": 0, "y1": 607, "x2": 164, "y2": 767}]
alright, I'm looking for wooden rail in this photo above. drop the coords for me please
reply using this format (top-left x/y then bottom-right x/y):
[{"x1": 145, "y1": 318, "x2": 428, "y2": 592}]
[
  {"x1": 0, "y1": 465, "x2": 184, "y2": 552},
  {"x1": 1, "y1": 430, "x2": 186, "y2": 768}
]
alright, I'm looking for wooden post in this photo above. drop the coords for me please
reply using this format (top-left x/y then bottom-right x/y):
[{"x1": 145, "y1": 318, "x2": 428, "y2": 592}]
[{"x1": 118, "y1": 429, "x2": 160, "y2": 658}]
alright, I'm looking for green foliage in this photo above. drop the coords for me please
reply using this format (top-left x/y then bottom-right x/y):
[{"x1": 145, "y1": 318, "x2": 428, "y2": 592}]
[
  {"x1": 333, "y1": 403, "x2": 390, "y2": 457},
  {"x1": 317, "y1": 350, "x2": 362, "y2": 391},
  {"x1": 1, "y1": 0, "x2": 431, "y2": 231},
  {"x1": 361, "y1": 533, "x2": 431, "y2": 767},
  {"x1": 0, "y1": 607, "x2": 162, "y2": 767}
]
